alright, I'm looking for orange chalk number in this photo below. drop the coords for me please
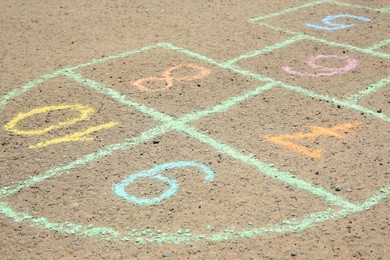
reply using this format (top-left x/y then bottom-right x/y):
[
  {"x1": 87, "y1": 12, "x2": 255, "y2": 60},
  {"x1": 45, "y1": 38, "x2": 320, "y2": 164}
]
[{"x1": 265, "y1": 122, "x2": 360, "y2": 158}]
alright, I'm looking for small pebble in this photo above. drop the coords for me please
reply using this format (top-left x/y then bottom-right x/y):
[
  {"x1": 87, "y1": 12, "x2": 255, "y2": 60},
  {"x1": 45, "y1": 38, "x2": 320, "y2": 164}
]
[{"x1": 162, "y1": 252, "x2": 171, "y2": 257}]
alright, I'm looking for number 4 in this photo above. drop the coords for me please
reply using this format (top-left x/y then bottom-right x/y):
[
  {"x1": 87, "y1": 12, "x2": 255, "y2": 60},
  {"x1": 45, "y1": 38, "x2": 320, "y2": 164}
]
[{"x1": 305, "y1": 14, "x2": 371, "y2": 31}]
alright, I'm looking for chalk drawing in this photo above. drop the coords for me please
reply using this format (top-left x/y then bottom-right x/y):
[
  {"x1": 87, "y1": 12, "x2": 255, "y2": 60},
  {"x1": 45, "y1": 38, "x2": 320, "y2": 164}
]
[
  {"x1": 1, "y1": 38, "x2": 389, "y2": 243},
  {"x1": 305, "y1": 14, "x2": 371, "y2": 31},
  {"x1": 113, "y1": 161, "x2": 215, "y2": 205},
  {"x1": 29, "y1": 121, "x2": 118, "y2": 149},
  {"x1": 3, "y1": 104, "x2": 118, "y2": 148},
  {"x1": 282, "y1": 54, "x2": 358, "y2": 77},
  {"x1": 3, "y1": 104, "x2": 93, "y2": 135},
  {"x1": 265, "y1": 122, "x2": 361, "y2": 158},
  {"x1": 132, "y1": 64, "x2": 211, "y2": 92},
  {"x1": 253, "y1": 21, "x2": 390, "y2": 59}
]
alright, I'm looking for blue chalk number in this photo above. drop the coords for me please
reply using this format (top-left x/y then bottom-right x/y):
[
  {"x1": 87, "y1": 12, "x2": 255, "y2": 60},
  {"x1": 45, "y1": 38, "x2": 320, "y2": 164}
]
[
  {"x1": 113, "y1": 161, "x2": 215, "y2": 205},
  {"x1": 305, "y1": 14, "x2": 371, "y2": 31}
]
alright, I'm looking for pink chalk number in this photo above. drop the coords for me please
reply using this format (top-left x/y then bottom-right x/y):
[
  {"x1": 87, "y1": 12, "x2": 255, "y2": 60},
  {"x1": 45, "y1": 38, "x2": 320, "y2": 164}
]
[{"x1": 282, "y1": 55, "x2": 358, "y2": 77}]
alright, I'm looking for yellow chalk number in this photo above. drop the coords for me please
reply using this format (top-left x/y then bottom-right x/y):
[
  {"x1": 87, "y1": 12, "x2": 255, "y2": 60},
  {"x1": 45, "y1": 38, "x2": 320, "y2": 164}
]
[
  {"x1": 4, "y1": 104, "x2": 93, "y2": 135},
  {"x1": 4, "y1": 104, "x2": 117, "y2": 148}
]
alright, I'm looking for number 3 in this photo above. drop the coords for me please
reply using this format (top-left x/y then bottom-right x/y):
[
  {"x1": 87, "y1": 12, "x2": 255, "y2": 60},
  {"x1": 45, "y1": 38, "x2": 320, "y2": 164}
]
[{"x1": 305, "y1": 14, "x2": 370, "y2": 31}]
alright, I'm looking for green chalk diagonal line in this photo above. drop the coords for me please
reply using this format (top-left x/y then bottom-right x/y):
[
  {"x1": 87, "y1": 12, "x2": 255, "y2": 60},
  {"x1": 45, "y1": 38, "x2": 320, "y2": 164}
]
[
  {"x1": 162, "y1": 43, "x2": 390, "y2": 123},
  {"x1": 282, "y1": 83, "x2": 390, "y2": 122},
  {"x1": 0, "y1": 44, "x2": 163, "y2": 111},
  {"x1": 65, "y1": 44, "x2": 160, "y2": 71},
  {"x1": 0, "y1": 73, "x2": 61, "y2": 110},
  {"x1": 368, "y1": 38, "x2": 390, "y2": 51},
  {"x1": 63, "y1": 71, "x2": 174, "y2": 123},
  {"x1": 303, "y1": 35, "x2": 390, "y2": 59},
  {"x1": 171, "y1": 123, "x2": 358, "y2": 210},
  {"x1": 157, "y1": 42, "x2": 223, "y2": 66},
  {"x1": 179, "y1": 82, "x2": 278, "y2": 123},
  {"x1": 222, "y1": 35, "x2": 306, "y2": 66},
  {"x1": 0, "y1": 187, "x2": 388, "y2": 243},
  {"x1": 1, "y1": 65, "x2": 356, "y2": 209},
  {"x1": 251, "y1": 22, "x2": 390, "y2": 59},
  {"x1": 1, "y1": 39, "x2": 390, "y2": 243},
  {"x1": 346, "y1": 75, "x2": 390, "y2": 103},
  {"x1": 248, "y1": 0, "x2": 390, "y2": 23},
  {"x1": 62, "y1": 68, "x2": 357, "y2": 208},
  {"x1": 328, "y1": 0, "x2": 390, "y2": 13},
  {"x1": 248, "y1": 0, "x2": 330, "y2": 22},
  {"x1": 0, "y1": 43, "x2": 161, "y2": 110},
  {"x1": 0, "y1": 124, "x2": 170, "y2": 199}
]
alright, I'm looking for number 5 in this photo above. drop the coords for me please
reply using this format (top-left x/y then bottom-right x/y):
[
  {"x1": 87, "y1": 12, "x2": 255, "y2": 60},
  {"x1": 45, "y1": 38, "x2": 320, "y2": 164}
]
[{"x1": 305, "y1": 14, "x2": 370, "y2": 31}]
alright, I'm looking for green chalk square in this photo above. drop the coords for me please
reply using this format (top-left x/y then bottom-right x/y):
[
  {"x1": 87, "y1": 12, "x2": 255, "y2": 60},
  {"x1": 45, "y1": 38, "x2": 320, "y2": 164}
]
[
  {"x1": 191, "y1": 87, "x2": 390, "y2": 204},
  {"x1": 74, "y1": 46, "x2": 263, "y2": 118},
  {"x1": 0, "y1": 76, "x2": 158, "y2": 190},
  {"x1": 234, "y1": 39, "x2": 390, "y2": 99},
  {"x1": 252, "y1": 2, "x2": 390, "y2": 49},
  {"x1": 1, "y1": 130, "x2": 334, "y2": 242}
]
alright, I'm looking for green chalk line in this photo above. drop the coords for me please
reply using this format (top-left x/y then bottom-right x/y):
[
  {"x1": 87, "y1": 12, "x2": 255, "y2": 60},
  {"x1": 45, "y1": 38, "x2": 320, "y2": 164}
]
[
  {"x1": 346, "y1": 75, "x2": 390, "y2": 103},
  {"x1": 303, "y1": 35, "x2": 390, "y2": 59},
  {"x1": 328, "y1": 0, "x2": 390, "y2": 13},
  {"x1": 0, "y1": 124, "x2": 169, "y2": 199},
  {"x1": 163, "y1": 42, "x2": 390, "y2": 123},
  {"x1": 0, "y1": 73, "x2": 61, "y2": 110},
  {"x1": 157, "y1": 42, "x2": 223, "y2": 67},
  {"x1": 63, "y1": 46, "x2": 380, "y2": 209},
  {"x1": 62, "y1": 71, "x2": 174, "y2": 124},
  {"x1": 280, "y1": 82, "x2": 390, "y2": 123},
  {"x1": 179, "y1": 82, "x2": 278, "y2": 123},
  {"x1": 171, "y1": 123, "x2": 358, "y2": 210},
  {"x1": 251, "y1": 22, "x2": 390, "y2": 59},
  {"x1": 248, "y1": 0, "x2": 390, "y2": 23},
  {"x1": 368, "y1": 38, "x2": 390, "y2": 51},
  {"x1": 248, "y1": 0, "x2": 330, "y2": 22},
  {"x1": 1, "y1": 41, "x2": 389, "y2": 244},
  {"x1": 1, "y1": 187, "x2": 388, "y2": 243},
  {"x1": 59, "y1": 43, "x2": 390, "y2": 207},
  {"x1": 65, "y1": 43, "x2": 160, "y2": 71},
  {"x1": 222, "y1": 35, "x2": 306, "y2": 66},
  {"x1": 62, "y1": 67, "x2": 360, "y2": 209},
  {"x1": 0, "y1": 43, "x2": 162, "y2": 110}
]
